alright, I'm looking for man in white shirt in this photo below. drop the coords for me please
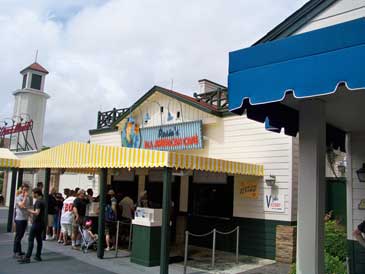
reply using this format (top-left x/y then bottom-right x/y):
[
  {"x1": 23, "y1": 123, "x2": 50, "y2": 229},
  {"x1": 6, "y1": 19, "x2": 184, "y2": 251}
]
[{"x1": 60, "y1": 193, "x2": 76, "y2": 245}]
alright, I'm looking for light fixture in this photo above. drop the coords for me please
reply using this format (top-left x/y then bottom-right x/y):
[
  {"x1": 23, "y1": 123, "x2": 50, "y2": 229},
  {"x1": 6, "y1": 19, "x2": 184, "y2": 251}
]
[
  {"x1": 357, "y1": 163, "x2": 365, "y2": 182},
  {"x1": 337, "y1": 161, "x2": 346, "y2": 177},
  {"x1": 264, "y1": 117, "x2": 280, "y2": 133},
  {"x1": 144, "y1": 113, "x2": 151, "y2": 123},
  {"x1": 167, "y1": 111, "x2": 174, "y2": 121},
  {"x1": 265, "y1": 175, "x2": 276, "y2": 187}
]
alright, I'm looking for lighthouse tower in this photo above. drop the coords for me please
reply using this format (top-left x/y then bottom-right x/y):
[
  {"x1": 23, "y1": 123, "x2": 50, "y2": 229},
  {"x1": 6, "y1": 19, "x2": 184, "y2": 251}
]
[{"x1": 12, "y1": 62, "x2": 50, "y2": 151}]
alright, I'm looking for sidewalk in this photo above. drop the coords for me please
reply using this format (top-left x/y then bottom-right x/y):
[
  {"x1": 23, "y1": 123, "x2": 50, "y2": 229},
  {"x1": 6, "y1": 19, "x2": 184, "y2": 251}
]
[{"x1": 0, "y1": 207, "x2": 289, "y2": 274}]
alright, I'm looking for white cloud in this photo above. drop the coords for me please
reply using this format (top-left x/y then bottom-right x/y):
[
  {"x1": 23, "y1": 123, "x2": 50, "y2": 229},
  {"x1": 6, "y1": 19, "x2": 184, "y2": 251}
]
[{"x1": 0, "y1": 0, "x2": 307, "y2": 146}]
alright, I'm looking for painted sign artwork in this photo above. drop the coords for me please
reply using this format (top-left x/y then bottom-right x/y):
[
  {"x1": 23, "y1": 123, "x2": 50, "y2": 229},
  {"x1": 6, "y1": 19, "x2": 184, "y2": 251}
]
[
  {"x1": 264, "y1": 194, "x2": 285, "y2": 212},
  {"x1": 121, "y1": 117, "x2": 141, "y2": 148},
  {"x1": 240, "y1": 181, "x2": 259, "y2": 199},
  {"x1": 140, "y1": 120, "x2": 203, "y2": 151}
]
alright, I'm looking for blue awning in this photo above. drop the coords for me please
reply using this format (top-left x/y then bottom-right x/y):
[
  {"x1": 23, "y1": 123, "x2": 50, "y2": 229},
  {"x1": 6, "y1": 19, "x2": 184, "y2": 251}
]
[{"x1": 228, "y1": 18, "x2": 365, "y2": 151}]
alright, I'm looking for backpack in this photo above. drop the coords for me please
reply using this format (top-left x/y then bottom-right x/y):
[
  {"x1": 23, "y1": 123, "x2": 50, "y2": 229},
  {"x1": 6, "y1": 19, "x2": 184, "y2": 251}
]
[{"x1": 105, "y1": 204, "x2": 117, "y2": 222}]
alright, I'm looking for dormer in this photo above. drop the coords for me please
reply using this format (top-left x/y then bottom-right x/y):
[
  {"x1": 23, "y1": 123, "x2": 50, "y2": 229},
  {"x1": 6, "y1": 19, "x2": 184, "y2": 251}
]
[{"x1": 20, "y1": 62, "x2": 49, "y2": 92}]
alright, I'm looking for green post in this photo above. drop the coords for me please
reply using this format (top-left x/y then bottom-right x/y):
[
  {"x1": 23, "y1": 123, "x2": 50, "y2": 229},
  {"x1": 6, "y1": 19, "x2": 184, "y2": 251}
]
[
  {"x1": 17, "y1": 169, "x2": 24, "y2": 189},
  {"x1": 97, "y1": 168, "x2": 107, "y2": 259},
  {"x1": 7, "y1": 168, "x2": 18, "y2": 232},
  {"x1": 160, "y1": 167, "x2": 172, "y2": 274},
  {"x1": 43, "y1": 168, "x2": 51, "y2": 238}
]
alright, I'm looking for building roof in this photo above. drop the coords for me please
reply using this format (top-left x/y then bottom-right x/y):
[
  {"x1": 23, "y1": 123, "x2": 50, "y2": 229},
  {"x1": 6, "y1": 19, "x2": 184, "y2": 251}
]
[
  {"x1": 20, "y1": 62, "x2": 49, "y2": 74},
  {"x1": 107, "y1": 85, "x2": 224, "y2": 129},
  {"x1": 254, "y1": 0, "x2": 338, "y2": 44}
]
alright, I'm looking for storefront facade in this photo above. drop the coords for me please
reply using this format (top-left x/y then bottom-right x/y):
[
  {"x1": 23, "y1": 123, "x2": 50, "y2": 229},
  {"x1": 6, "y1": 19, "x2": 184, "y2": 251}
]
[
  {"x1": 78, "y1": 82, "x2": 299, "y2": 261},
  {"x1": 227, "y1": 1, "x2": 365, "y2": 273}
]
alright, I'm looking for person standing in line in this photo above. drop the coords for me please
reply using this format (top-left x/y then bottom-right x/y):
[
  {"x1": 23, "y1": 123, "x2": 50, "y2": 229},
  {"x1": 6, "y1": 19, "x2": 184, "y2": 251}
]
[
  {"x1": 119, "y1": 194, "x2": 134, "y2": 221},
  {"x1": 60, "y1": 191, "x2": 76, "y2": 245},
  {"x1": 105, "y1": 190, "x2": 118, "y2": 251},
  {"x1": 54, "y1": 193, "x2": 64, "y2": 242},
  {"x1": 18, "y1": 188, "x2": 45, "y2": 263},
  {"x1": 46, "y1": 187, "x2": 57, "y2": 240},
  {"x1": 36, "y1": 182, "x2": 44, "y2": 193},
  {"x1": 13, "y1": 183, "x2": 31, "y2": 258},
  {"x1": 72, "y1": 189, "x2": 89, "y2": 249}
]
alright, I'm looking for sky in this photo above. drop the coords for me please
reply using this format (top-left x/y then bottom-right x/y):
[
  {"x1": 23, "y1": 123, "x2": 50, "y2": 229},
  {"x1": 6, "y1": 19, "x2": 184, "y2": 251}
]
[{"x1": 0, "y1": 0, "x2": 307, "y2": 147}]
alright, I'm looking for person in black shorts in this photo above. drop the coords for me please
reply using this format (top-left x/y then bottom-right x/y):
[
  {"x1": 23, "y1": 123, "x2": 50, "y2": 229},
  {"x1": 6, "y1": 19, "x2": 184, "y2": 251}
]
[{"x1": 18, "y1": 188, "x2": 45, "y2": 263}]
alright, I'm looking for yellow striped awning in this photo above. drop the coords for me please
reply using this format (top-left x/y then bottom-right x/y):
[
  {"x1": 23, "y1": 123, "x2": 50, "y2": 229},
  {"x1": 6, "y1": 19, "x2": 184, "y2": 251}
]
[
  {"x1": 0, "y1": 148, "x2": 20, "y2": 168},
  {"x1": 20, "y1": 141, "x2": 264, "y2": 176}
]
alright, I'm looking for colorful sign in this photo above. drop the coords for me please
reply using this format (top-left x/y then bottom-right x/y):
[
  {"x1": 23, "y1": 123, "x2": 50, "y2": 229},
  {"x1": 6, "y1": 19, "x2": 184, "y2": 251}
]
[
  {"x1": 121, "y1": 117, "x2": 141, "y2": 148},
  {"x1": 0, "y1": 120, "x2": 33, "y2": 137},
  {"x1": 264, "y1": 194, "x2": 285, "y2": 212},
  {"x1": 140, "y1": 120, "x2": 203, "y2": 151},
  {"x1": 239, "y1": 181, "x2": 259, "y2": 199}
]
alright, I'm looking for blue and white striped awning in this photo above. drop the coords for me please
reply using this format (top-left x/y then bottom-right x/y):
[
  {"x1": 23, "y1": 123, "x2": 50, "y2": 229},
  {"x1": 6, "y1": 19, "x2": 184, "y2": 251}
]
[{"x1": 228, "y1": 18, "x2": 365, "y2": 151}]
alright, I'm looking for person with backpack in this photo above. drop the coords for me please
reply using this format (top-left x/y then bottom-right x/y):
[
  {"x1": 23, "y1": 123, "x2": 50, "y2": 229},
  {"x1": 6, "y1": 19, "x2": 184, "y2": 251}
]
[{"x1": 105, "y1": 189, "x2": 117, "y2": 251}]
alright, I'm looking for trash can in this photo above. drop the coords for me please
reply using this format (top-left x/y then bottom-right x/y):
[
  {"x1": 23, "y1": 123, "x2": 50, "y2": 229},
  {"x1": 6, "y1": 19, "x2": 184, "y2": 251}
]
[{"x1": 131, "y1": 208, "x2": 162, "y2": 267}]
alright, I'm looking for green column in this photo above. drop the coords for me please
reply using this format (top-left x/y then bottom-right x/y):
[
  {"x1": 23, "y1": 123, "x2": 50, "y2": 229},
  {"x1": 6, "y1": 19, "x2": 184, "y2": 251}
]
[
  {"x1": 97, "y1": 168, "x2": 107, "y2": 259},
  {"x1": 7, "y1": 168, "x2": 18, "y2": 232},
  {"x1": 160, "y1": 167, "x2": 172, "y2": 274},
  {"x1": 43, "y1": 168, "x2": 51, "y2": 238},
  {"x1": 17, "y1": 169, "x2": 23, "y2": 189}
]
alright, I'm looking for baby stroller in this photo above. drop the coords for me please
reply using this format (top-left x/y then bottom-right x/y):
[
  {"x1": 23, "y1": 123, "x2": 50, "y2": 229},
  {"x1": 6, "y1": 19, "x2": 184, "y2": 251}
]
[{"x1": 79, "y1": 219, "x2": 98, "y2": 253}]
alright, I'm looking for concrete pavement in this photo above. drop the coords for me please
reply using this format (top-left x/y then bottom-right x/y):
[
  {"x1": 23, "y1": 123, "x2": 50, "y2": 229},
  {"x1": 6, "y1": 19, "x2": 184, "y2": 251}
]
[{"x1": 0, "y1": 207, "x2": 289, "y2": 274}]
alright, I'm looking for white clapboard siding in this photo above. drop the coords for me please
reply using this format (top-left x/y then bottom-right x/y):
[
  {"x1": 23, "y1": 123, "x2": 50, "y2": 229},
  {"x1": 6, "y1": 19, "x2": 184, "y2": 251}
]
[
  {"x1": 350, "y1": 133, "x2": 365, "y2": 234},
  {"x1": 190, "y1": 116, "x2": 295, "y2": 222},
  {"x1": 90, "y1": 131, "x2": 121, "y2": 146},
  {"x1": 116, "y1": 91, "x2": 215, "y2": 129},
  {"x1": 295, "y1": 0, "x2": 365, "y2": 34}
]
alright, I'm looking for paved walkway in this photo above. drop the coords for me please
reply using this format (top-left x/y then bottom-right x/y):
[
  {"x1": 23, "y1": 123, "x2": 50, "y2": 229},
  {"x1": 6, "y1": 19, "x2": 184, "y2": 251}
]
[{"x1": 0, "y1": 207, "x2": 290, "y2": 274}]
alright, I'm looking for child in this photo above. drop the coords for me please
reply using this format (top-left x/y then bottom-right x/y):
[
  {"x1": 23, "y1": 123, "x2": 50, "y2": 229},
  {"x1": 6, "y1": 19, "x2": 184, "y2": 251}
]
[{"x1": 81, "y1": 220, "x2": 98, "y2": 251}]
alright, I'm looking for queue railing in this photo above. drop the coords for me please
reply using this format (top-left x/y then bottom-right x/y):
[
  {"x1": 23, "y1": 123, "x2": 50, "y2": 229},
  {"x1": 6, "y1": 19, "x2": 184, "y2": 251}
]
[{"x1": 183, "y1": 226, "x2": 240, "y2": 274}]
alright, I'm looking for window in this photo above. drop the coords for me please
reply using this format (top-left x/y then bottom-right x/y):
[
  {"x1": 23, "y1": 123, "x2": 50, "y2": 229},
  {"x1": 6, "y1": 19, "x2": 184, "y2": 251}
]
[
  {"x1": 30, "y1": 74, "x2": 42, "y2": 90},
  {"x1": 189, "y1": 176, "x2": 233, "y2": 218},
  {"x1": 22, "y1": 74, "x2": 27, "y2": 89}
]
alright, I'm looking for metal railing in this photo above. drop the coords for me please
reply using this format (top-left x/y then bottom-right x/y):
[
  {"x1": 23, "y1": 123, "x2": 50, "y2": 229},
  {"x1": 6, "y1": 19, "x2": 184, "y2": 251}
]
[
  {"x1": 183, "y1": 226, "x2": 240, "y2": 274},
  {"x1": 97, "y1": 107, "x2": 130, "y2": 129},
  {"x1": 193, "y1": 89, "x2": 228, "y2": 110}
]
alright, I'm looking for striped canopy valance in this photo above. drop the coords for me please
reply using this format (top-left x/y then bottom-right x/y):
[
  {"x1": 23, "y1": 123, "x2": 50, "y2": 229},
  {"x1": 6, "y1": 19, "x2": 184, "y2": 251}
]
[{"x1": 20, "y1": 141, "x2": 264, "y2": 177}]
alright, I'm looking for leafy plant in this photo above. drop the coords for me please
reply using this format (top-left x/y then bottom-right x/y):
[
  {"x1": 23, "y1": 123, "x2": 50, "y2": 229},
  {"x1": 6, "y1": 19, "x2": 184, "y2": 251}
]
[
  {"x1": 325, "y1": 219, "x2": 347, "y2": 261},
  {"x1": 289, "y1": 253, "x2": 346, "y2": 274},
  {"x1": 289, "y1": 215, "x2": 347, "y2": 274}
]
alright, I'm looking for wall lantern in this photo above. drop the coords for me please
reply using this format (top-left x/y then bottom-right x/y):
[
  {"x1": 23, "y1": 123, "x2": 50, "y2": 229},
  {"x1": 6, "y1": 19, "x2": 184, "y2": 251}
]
[
  {"x1": 357, "y1": 163, "x2": 365, "y2": 182},
  {"x1": 265, "y1": 175, "x2": 276, "y2": 187},
  {"x1": 167, "y1": 111, "x2": 174, "y2": 122},
  {"x1": 144, "y1": 113, "x2": 151, "y2": 123}
]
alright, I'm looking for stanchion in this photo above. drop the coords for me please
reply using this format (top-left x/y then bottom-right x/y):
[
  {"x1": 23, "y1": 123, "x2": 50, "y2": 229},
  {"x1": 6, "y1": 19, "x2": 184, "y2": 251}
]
[
  {"x1": 183, "y1": 226, "x2": 239, "y2": 272},
  {"x1": 236, "y1": 226, "x2": 239, "y2": 264},
  {"x1": 115, "y1": 220, "x2": 120, "y2": 258},
  {"x1": 128, "y1": 222, "x2": 133, "y2": 251},
  {"x1": 183, "y1": 231, "x2": 189, "y2": 274},
  {"x1": 212, "y1": 228, "x2": 216, "y2": 268}
]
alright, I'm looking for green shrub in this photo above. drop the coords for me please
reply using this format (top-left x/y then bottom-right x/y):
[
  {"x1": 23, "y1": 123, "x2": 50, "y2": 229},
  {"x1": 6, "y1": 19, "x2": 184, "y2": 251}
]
[
  {"x1": 289, "y1": 217, "x2": 347, "y2": 274},
  {"x1": 288, "y1": 253, "x2": 346, "y2": 274},
  {"x1": 324, "y1": 220, "x2": 347, "y2": 261}
]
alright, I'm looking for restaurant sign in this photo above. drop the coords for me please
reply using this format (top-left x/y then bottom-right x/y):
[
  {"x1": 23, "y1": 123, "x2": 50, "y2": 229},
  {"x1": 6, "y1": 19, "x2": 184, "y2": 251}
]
[
  {"x1": 140, "y1": 120, "x2": 203, "y2": 151},
  {"x1": 239, "y1": 181, "x2": 259, "y2": 199}
]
